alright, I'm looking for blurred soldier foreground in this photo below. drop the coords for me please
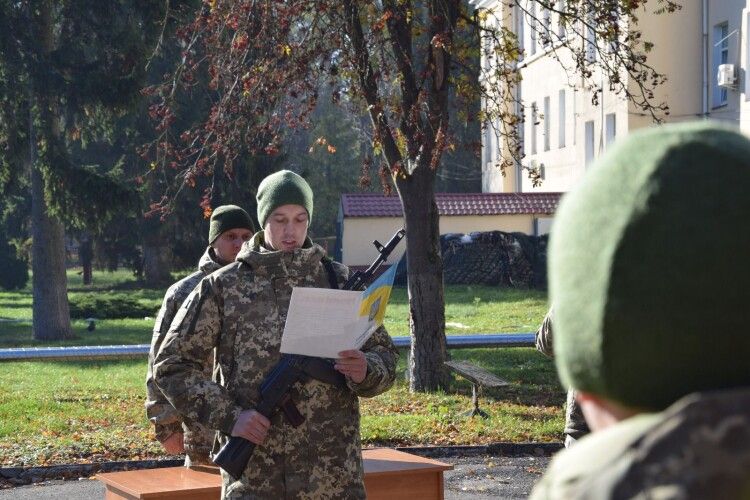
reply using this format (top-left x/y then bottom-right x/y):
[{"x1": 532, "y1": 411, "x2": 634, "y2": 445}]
[
  {"x1": 154, "y1": 170, "x2": 398, "y2": 498},
  {"x1": 531, "y1": 122, "x2": 750, "y2": 499},
  {"x1": 146, "y1": 205, "x2": 255, "y2": 465}
]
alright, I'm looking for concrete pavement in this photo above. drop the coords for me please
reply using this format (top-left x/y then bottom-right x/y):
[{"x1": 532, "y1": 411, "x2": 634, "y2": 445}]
[{"x1": 0, "y1": 454, "x2": 550, "y2": 499}]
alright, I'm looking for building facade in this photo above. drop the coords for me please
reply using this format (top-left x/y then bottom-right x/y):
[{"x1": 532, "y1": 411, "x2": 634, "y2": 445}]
[{"x1": 471, "y1": 0, "x2": 750, "y2": 193}]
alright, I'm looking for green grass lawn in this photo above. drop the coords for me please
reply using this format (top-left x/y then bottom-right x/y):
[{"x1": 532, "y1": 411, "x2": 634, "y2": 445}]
[
  {"x1": 0, "y1": 350, "x2": 563, "y2": 467},
  {"x1": 0, "y1": 268, "x2": 560, "y2": 466}
]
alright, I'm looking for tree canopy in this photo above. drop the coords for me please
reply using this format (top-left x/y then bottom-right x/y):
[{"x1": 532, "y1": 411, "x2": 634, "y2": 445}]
[{"x1": 143, "y1": 0, "x2": 679, "y2": 391}]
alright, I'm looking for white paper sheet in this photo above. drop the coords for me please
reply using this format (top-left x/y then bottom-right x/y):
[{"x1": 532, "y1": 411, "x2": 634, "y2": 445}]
[
  {"x1": 279, "y1": 287, "x2": 379, "y2": 358},
  {"x1": 280, "y1": 264, "x2": 397, "y2": 358}
]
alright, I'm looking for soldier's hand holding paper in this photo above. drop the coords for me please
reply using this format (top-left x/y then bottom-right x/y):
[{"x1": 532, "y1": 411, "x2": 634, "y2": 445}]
[{"x1": 335, "y1": 349, "x2": 367, "y2": 383}]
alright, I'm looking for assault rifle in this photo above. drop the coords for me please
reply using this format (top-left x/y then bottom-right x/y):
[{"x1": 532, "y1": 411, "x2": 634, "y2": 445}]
[{"x1": 213, "y1": 228, "x2": 406, "y2": 479}]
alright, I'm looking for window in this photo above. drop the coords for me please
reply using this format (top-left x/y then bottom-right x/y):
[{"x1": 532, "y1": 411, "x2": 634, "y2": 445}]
[
  {"x1": 713, "y1": 22, "x2": 729, "y2": 107},
  {"x1": 529, "y1": 2, "x2": 537, "y2": 56},
  {"x1": 543, "y1": 96, "x2": 551, "y2": 151},
  {"x1": 585, "y1": 120, "x2": 595, "y2": 167},
  {"x1": 531, "y1": 102, "x2": 538, "y2": 155},
  {"x1": 489, "y1": 128, "x2": 497, "y2": 164},
  {"x1": 605, "y1": 113, "x2": 616, "y2": 146},
  {"x1": 558, "y1": 89, "x2": 566, "y2": 148},
  {"x1": 572, "y1": 90, "x2": 577, "y2": 145},
  {"x1": 607, "y1": 5, "x2": 620, "y2": 54},
  {"x1": 518, "y1": 102, "x2": 525, "y2": 157},
  {"x1": 484, "y1": 126, "x2": 492, "y2": 165},
  {"x1": 585, "y1": 18, "x2": 597, "y2": 62},
  {"x1": 542, "y1": 7, "x2": 552, "y2": 46},
  {"x1": 516, "y1": 4, "x2": 525, "y2": 55},
  {"x1": 483, "y1": 27, "x2": 492, "y2": 71},
  {"x1": 557, "y1": 0, "x2": 566, "y2": 39}
]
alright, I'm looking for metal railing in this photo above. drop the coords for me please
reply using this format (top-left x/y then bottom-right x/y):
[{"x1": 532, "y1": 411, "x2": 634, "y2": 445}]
[{"x1": 0, "y1": 333, "x2": 536, "y2": 362}]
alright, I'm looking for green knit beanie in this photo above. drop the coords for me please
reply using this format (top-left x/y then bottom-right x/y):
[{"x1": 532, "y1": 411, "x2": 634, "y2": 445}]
[
  {"x1": 208, "y1": 205, "x2": 255, "y2": 244},
  {"x1": 256, "y1": 170, "x2": 313, "y2": 227},
  {"x1": 549, "y1": 121, "x2": 750, "y2": 411}
]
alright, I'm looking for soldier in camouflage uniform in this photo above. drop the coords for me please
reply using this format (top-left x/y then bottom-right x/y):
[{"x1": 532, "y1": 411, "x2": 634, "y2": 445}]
[
  {"x1": 530, "y1": 123, "x2": 750, "y2": 499},
  {"x1": 146, "y1": 205, "x2": 254, "y2": 465},
  {"x1": 534, "y1": 308, "x2": 589, "y2": 447},
  {"x1": 154, "y1": 170, "x2": 398, "y2": 498}
]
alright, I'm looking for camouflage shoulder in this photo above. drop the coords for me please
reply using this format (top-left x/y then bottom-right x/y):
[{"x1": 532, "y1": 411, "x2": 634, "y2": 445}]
[
  {"x1": 208, "y1": 260, "x2": 249, "y2": 282},
  {"x1": 611, "y1": 388, "x2": 750, "y2": 498},
  {"x1": 167, "y1": 270, "x2": 206, "y2": 302},
  {"x1": 530, "y1": 413, "x2": 660, "y2": 499}
]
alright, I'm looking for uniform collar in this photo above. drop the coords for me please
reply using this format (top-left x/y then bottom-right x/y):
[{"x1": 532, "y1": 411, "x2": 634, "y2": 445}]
[
  {"x1": 236, "y1": 232, "x2": 325, "y2": 277},
  {"x1": 199, "y1": 246, "x2": 224, "y2": 274}
]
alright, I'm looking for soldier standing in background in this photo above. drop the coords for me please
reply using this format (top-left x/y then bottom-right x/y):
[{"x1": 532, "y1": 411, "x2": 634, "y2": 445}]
[
  {"x1": 146, "y1": 205, "x2": 255, "y2": 465},
  {"x1": 535, "y1": 308, "x2": 589, "y2": 447},
  {"x1": 530, "y1": 122, "x2": 750, "y2": 499},
  {"x1": 154, "y1": 170, "x2": 398, "y2": 498}
]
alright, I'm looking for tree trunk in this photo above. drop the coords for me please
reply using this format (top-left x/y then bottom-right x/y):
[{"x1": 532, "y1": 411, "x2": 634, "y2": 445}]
[
  {"x1": 79, "y1": 234, "x2": 93, "y2": 285},
  {"x1": 29, "y1": 0, "x2": 72, "y2": 340},
  {"x1": 142, "y1": 239, "x2": 173, "y2": 287},
  {"x1": 31, "y1": 163, "x2": 72, "y2": 340},
  {"x1": 397, "y1": 167, "x2": 450, "y2": 392},
  {"x1": 142, "y1": 174, "x2": 174, "y2": 287}
]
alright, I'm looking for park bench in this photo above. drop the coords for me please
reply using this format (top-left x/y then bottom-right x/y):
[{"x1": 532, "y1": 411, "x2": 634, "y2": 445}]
[
  {"x1": 445, "y1": 360, "x2": 509, "y2": 418},
  {"x1": 97, "y1": 448, "x2": 453, "y2": 500}
]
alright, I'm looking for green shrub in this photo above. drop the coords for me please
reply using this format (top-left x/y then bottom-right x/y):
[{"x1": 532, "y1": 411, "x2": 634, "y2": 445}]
[{"x1": 68, "y1": 293, "x2": 159, "y2": 319}]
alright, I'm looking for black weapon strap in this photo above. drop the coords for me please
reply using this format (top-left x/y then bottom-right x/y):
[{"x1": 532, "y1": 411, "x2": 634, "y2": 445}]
[{"x1": 321, "y1": 256, "x2": 339, "y2": 290}]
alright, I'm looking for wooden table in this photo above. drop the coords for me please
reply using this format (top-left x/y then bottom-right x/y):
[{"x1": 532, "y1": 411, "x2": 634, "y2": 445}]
[
  {"x1": 98, "y1": 465, "x2": 220, "y2": 500},
  {"x1": 363, "y1": 448, "x2": 453, "y2": 499},
  {"x1": 97, "y1": 448, "x2": 453, "y2": 500}
]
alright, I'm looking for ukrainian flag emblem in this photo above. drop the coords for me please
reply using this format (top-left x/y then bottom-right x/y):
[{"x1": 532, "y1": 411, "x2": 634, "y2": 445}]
[{"x1": 358, "y1": 264, "x2": 397, "y2": 327}]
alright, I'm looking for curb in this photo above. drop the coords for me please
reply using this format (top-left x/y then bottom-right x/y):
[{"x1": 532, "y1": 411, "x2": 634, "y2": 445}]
[
  {"x1": 396, "y1": 442, "x2": 563, "y2": 458},
  {"x1": 0, "y1": 443, "x2": 562, "y2": 486},
  {"x1": 0, "y1": 459, "x2": 183, "y2": 486}
]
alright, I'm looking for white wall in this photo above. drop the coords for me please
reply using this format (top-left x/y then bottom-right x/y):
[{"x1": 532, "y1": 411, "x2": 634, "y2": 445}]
[{"x1": 742, "y1": 1, "x2": 750, "y2": 136}]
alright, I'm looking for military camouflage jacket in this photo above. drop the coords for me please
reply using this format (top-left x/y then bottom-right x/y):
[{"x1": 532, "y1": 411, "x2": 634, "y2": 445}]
[
  {"x1": 530, "y1": 386, "x2": 750, "y2": 500},
  {"x1": 146, "y1": 247, "x2": 223, "y2": 464},
  {"x1": 535, "y1": 309, "x2": 590, "y2": 442},
  {"x1": 154, "y1": 234, "x2": 398, "y2": 499}
]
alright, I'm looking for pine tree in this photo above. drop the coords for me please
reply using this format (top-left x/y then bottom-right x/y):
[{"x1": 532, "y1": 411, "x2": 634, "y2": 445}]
[{"x1": 0, "y1": 0, "x2": 176, "y2": 338}]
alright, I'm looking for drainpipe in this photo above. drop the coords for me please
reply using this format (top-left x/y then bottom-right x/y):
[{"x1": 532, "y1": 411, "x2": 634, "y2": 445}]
[{"x1": 702, "y1": 0, "x2": 709, "y2": 117}]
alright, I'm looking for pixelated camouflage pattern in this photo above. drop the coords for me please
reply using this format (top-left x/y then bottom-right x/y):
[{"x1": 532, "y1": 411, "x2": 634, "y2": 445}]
[
  {"x1": 146, "y1": 247, "x2": 223, "y2": 465},
  {"x1": 535, "y1": 309, "x2": 589, "y2": 442},
  {"x1": 530, "y1": 387, "x2": 750, "y2": 500},
  {"x1": 154, "y1": 233, "x2": 398, "y2": 499}
]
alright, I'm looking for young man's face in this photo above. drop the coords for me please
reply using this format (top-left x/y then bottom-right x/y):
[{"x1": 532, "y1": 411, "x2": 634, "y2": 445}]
[
  {"x1": 263, "y1": 204, "x2": 309, "y2": 252},
  {"x1": 212, "y1": 228, "x2": 253, "y2": 264}
]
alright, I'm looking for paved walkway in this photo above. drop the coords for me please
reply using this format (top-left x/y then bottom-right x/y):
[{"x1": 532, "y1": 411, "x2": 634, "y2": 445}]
[{"x1": 0, "y1": 454, "x2": 550, "y2": 499}]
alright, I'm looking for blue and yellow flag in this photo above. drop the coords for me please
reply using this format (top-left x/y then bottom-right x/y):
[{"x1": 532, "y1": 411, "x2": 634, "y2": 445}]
[{"x1": 358, "y1": 264, "x2": 398, "y2": 327}]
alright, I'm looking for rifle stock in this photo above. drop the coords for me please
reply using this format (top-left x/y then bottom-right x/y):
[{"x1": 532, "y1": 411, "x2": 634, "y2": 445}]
[{"x1": 213, "y1": 437, "x2": 256, "y2": 479}]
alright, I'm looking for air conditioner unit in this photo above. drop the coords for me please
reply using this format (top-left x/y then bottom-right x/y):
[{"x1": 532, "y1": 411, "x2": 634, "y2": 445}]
[
  {"x1": 717, "y1": 64, "x2": 737, "y2": 89},
  {"x1": 528, "y1": 159, "x2": 545, "y2": 180}
]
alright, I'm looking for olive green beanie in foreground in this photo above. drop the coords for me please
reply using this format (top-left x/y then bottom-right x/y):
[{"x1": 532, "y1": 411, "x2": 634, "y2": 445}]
[
  {"x1": 256, "y1": 170, "x2": 314, "y2": 227},
  {"x1": 208, "y1": 205, "x2": 255, "y2": 244},
  {"x1": 549, "y1": 121, "x2": 750, "y2": 411}
]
